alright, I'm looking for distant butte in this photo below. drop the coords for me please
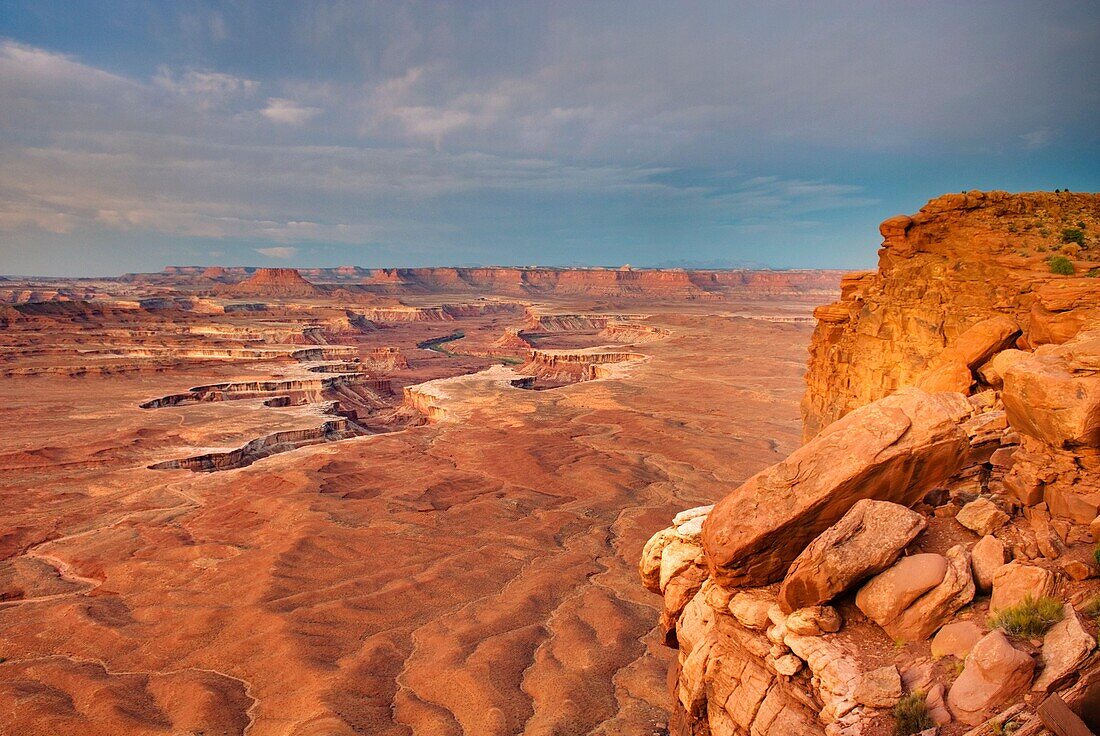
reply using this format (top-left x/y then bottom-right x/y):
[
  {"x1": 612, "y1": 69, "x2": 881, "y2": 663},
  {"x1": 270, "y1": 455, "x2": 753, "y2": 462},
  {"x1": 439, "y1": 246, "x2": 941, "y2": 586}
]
[{"x1": 219, "y1": 267, "x2": 324, "y2": 297}]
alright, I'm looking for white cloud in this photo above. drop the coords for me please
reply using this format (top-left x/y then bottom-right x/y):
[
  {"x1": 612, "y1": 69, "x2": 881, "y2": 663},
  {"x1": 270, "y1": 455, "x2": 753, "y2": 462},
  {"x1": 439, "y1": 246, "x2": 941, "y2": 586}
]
[
  {"x1": 255, "y1": 246, "x2": 298, "y2": 258},
  {"x1": 262, "y1": 98, "x2": 322, "y2": 125},
  {"x1": 153, "y1": 68, "x2": 259, "y2": 110},
  {"x1": 1020, "y1": 127, "x2": 1055, "y2": 150}
]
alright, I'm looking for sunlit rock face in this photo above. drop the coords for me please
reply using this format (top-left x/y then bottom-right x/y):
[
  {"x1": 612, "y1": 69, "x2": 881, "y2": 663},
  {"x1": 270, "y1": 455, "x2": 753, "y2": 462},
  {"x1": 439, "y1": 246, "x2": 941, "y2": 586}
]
[
  {"x1": 802, "y1": 191, "x2": 1100, "y2": 441},
  {"x1": 643, "y1": 191, "x2": 1100, "y2": 736}
]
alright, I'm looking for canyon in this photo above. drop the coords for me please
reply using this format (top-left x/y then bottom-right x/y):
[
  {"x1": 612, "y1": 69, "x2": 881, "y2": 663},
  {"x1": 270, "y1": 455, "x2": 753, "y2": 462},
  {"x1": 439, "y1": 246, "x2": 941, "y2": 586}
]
[
  {"x1": 0, "y1": 259, "x2": 837, "y2": 735},
  {"x1": 1, "y1": 191, "x2": 1097, "y2": 736}
]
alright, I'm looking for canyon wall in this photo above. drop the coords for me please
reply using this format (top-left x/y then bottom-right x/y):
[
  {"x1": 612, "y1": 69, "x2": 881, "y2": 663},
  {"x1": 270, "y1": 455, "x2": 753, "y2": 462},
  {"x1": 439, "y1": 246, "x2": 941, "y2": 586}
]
[{"x1": 642, "y1": 191, "x2": 1100, "y2": 736}]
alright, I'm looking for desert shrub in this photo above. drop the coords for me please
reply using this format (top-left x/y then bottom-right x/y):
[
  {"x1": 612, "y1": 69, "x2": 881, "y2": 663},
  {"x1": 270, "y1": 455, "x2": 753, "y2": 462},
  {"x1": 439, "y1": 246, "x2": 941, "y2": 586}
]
[
  {"x1": 1088, "y1": 268, "x2": 1100, "y2": 278},
  {"x1": 1078, "y1": 221, "x2": 1087, "y2": 229},
  {"x1": 893, "y1": 692, "x2": 934, "y2": 736},
  {"x1": 990, "y1": 595, "x2": 1064, "y2": 637},
  {"x1": 1006, "y1": 223, "x2": 1018, "y2": 233},
  {"x1": 1094, "y1": 544, "x2": 1100, "y2": 567},
  {"x1": 1039, "y1": 227, "x2": 1051, "y2": 237},
  {"x1": 1048, "y1": 255, "x2": 1075, "y2": 275},
  {"x1": 1062, "y1": 227, "x2": 1086, "y2": 246}
]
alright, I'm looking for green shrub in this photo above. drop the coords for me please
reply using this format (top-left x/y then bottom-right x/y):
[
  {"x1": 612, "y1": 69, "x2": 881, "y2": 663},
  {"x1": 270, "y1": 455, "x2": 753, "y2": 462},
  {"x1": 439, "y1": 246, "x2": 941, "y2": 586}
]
[
  {"x1": 990, "y1": 595, "x2": 1064, "y2": 637},
  {"x1": 1078, "y1": 221, "x2": 1087, "y2": 229},
  {"x1": 1088, "y1": 268, "x2": 1100, "y2": 278},
  {"x1": 1048, "y1": 255, "x2": 1075, "y2": 275},
  {"x1": 1062, "y1": 228, "x2": 1086, "y2": 246},
  {"x1": 893, "y1": 692, "x2": 934, "y2": 736},
  {"x1": 1094, "y1": 544, "x2": 1100, "y2": 567}
]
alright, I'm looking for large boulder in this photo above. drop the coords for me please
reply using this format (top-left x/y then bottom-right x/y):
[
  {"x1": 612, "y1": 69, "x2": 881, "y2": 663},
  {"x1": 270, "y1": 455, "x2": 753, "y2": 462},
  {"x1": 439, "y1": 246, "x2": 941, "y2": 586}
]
[
  {"x1": 856, "y1": 545, "x2": 975, "y2": 641},
  {"x1": 1033, "y1": 603, "x2": 1096, "y2": 692},
  {"x1": 988, "y1": 562, "x2": 1057, "y2": 615},
  {"x1": 703, "y1": 389, "x2": 972, "y2": 588},
  {"x1": 931, "y1": 620, "x2": 985, "y2": 659},
  {"x1": 1001, "y1": 329, "x2": 1100, "y2": 449},
  {"x1": 947, "y1": 630, "x2": 1035, "y2": 725},
  {"x1": 778, "y1": 500, "x2": 926, "y2": 612}
]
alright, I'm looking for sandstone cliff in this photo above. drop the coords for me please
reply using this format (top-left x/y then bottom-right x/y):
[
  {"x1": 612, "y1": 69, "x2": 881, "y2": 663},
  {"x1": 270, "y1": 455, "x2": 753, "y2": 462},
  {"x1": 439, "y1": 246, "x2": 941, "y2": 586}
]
[
  {"x1": 641, "y1": 191, "x2": 1100, "y2": 736},
  {"x1": 803, "y1": 191, "x2": 1100, "y2": 440},
  {"x1": 219, "y1": 267, "x2": 323, "y2": 298}
]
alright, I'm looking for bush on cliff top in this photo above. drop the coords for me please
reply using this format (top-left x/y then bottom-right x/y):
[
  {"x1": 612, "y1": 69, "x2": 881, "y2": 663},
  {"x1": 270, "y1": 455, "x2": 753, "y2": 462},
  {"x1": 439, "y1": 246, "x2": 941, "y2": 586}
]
[
  {"x1": 990, "y1": 595, "x2": 1064, "y2": 637},
  {"x1": 1062, "y1": 227, "x2": 1086, "y2": 246},
  {"x1": 893, "y1": 692, "x2": 934, "y2": 736},
  {"x1": 1048, "y1": 255, "x2": 1075, "y2": 275}
]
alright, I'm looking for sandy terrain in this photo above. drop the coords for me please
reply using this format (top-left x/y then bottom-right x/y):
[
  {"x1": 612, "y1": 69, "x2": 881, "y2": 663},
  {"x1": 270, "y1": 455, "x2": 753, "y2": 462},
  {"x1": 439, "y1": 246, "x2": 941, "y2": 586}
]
[{"x1": 0, "y1": 273, "x2": 836, "y2": 735}]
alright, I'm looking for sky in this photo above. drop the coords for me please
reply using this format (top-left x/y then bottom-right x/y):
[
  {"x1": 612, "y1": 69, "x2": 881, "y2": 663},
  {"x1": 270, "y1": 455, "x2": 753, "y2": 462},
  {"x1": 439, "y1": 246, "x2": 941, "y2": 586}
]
[{"x1": 0, "y1": 1, "x2": 1097, "y2": 276}]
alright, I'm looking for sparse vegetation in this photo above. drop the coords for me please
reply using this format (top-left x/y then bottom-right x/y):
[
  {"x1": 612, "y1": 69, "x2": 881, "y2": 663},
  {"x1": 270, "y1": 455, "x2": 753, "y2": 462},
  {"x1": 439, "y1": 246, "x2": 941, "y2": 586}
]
[
  {"x1": 1039, "y1": 227, "x2": 1051, "y2": 237},
  {"x1": 989, "y1": 595, "x2": 1064, "y2": 637},
  {"x1": 1062, "y1": 227, "x2": 1086, "y2": 246},
  {"x1": 1048, "y1": 255, "x2": 1075, "y2": 275},
  {"x1": 992, "y1": 719, "x2": 1021, "y2": 735},
  {"x1": 1088, "y1": 268, "x2": 1100, "y2": 278},
  {"x1": 893, "y1": 692, "x2": 934, "y2": 736},
  {"x1": 1094, "y1": 544, "x2": 1100, "y2": 567}
]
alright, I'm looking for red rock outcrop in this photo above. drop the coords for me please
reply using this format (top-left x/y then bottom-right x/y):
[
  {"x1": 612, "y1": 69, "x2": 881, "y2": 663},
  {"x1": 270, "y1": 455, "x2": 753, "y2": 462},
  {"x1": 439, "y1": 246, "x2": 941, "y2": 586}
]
[
  {"x1": 642, "y1": 191, "x2": 1100, "y2": 736},
  {"x1": 802, "y1": 191, "x2": 1100, "y2": 440}
]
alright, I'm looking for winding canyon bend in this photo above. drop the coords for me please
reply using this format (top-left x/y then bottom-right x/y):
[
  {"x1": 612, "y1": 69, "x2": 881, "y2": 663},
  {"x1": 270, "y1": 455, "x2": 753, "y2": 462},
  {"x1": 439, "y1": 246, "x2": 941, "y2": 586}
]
[{"x1": 0, "y1": 261, "x2": 837, "y2": 734}]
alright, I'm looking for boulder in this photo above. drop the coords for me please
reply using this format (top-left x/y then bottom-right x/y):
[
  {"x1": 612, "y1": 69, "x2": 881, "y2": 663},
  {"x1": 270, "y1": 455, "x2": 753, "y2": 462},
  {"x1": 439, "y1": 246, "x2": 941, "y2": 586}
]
[
  {"x1": 989, "y1": 562, "x2": 1057, "y2": 615},
  {"x1": 857, "y1": 545, "x2": 975, "y2": 641},
  {"x1": 946, "y1": 630, "x2": 1035, "y2": 725},
  {"x1": 703, "y1": 389, "x2": 972, "y2": 588},
  {"x1": 919, "y1": 360, "x2": 973, "y2": 394},
  {"x1": 1001, "y1": 330, "x2": 1100, "y2": 449},
  {"x1": 856, "y1": 554, "x2": 948, "y2": 624},
  {"x1": 1032, "y1": 603, "x2": 1095, "y2": 692},
  {"x1": 785, "y1": 606, "x2": 842, "y2": 637},
  {"x1": 943, "y1": 316, "x2": 1021, "y2": 370},
  {"x1": 931, "y1": 621, "x2": 984, "y2": 659},
  {"x1": 853, "y1": 665, "x2": 902, "y2": 708},
  {"x1": 955, "y1": 498, "x2": 1009, "y2": 536},
  {"x1": 970, "y1": 535, "x2": 1008, "y2": 591},
  {"x1": 778, "y1": 499, "x2": 927, "y2": 612},
  {"x1": 977, "y1": 349, "x2": 1030, "y2": 389}
]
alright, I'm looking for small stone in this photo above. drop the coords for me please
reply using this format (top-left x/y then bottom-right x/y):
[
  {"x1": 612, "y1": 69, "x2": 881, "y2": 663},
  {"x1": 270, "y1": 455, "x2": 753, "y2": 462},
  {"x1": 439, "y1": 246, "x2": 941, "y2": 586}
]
[
  {"x1": 772, "y1": 653, "x2": 803, "y2": 677},
  {"x1": 785, "y1": 605, "x2": 842, "y2": 636},
  {"x1": 853, "y1": 665, "x2": 902, "y2": 708},
  {"x1": 931, "y1": 621, "x2": 985, "y2": 660},
  {"x1": 956, "y1": 498, "x2": 1009, "y2": 536},
  {"x1": 925, "y1": 683, "x2": 952, "y2": 725},
  {"x1": 728, "y1": 589, "x2": 774, "y2": 630},
  {"x1": 1061, "y1": 560, "x2": 1093, "y2": 581}
]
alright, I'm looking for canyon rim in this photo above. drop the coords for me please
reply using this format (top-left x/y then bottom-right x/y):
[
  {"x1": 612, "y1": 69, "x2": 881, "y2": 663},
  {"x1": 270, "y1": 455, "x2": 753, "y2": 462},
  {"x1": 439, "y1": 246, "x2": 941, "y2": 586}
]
[{"x1": 2, "y1": 3, "x2": 1100, "y2": 735}]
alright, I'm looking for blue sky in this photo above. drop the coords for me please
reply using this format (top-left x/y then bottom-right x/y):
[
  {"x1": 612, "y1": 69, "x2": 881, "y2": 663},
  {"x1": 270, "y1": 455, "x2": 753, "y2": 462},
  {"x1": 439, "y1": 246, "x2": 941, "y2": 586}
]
[{"x1": 0, "y1": 1, "x2": 1097, "y2": 276}]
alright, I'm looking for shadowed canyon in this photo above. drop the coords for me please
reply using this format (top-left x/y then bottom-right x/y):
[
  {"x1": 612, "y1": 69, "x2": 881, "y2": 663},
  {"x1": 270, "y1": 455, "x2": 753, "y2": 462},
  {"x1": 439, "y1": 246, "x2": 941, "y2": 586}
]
[{"x1": 2, "y1": 192, "x2": 1100, "y2": 736}]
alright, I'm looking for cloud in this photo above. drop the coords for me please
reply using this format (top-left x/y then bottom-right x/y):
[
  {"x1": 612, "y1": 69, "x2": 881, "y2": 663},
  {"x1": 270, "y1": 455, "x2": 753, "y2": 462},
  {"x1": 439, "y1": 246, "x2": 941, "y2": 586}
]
[
  {"x1": 154, "y1": 68, "x2": 259, "y2": 110},
  {"x1": 255, "y1": 246, "x2": 298, "y2": 258},
  {"x1": 262, "y1": 98, "x2": 322, "y2": 125},
  {"x1": 1020, "y1": 128, "x2": 1055, "y2": 150}
]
